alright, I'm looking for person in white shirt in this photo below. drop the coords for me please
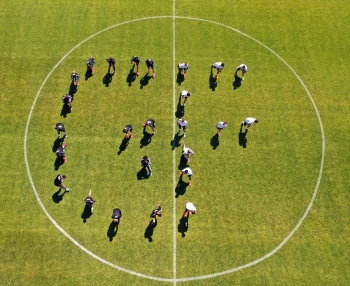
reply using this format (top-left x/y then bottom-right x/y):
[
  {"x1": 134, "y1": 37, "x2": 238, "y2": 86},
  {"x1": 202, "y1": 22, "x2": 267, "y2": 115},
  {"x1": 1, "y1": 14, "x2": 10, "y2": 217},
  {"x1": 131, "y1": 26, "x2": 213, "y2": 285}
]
[
  {"x1": 236, "y1": 64, "x2": 248, "y2": 80},
  {"x1": 216, "y1": 121, "x2": 228, "y2": 137},
  {"x1": 180, "y1": 90, "x2": 191, "y2": 106},
  {"x1": 178, "y1": 62, "x2": 189, "y2": 77},
  {"x1": 182, "y1": 144, "x2": 194, "y2": 163},
  {"x1": 177, "y1": 118, "x2": 188, "y2": 137},
  {"x1": 180, "y1": 167, "x2": 192, "y2": 186},
  {"x1": 212, "y1": 62, "x2": 225, "y2": 79},
  {"x1": 241, "y1": 118, "x2": 258, "y2": 132},
  {"x1": 183, "y1": 202, "x2": 196, "y2": 218}
]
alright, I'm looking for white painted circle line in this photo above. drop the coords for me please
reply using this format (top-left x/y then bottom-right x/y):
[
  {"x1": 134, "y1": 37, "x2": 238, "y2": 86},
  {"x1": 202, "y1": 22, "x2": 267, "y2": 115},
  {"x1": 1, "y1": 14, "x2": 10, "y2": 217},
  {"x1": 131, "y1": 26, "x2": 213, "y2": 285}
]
[{"x1": 24, "y1": 16, "x2": 325, "y2": 283}]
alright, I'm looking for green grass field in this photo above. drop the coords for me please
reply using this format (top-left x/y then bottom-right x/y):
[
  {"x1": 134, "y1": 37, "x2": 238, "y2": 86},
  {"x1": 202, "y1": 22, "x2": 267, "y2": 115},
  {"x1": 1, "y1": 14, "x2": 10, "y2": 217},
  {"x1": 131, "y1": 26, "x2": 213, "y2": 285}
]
[{"x1": 1, "y1": 0, "x2": 349, "y2": 285}]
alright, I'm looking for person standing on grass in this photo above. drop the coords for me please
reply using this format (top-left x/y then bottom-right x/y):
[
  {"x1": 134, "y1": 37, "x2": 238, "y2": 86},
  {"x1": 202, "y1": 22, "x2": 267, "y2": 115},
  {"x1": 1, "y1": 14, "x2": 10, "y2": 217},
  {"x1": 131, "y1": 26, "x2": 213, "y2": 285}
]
[
  {"x1": 55, "y1": 143, "x2": 68, "y2": 163},
  {"x1": 150, "y1": 203, "x2": 162, "y2": 223},
  {"x1": 106, "y1": 57, "x2": 116, "y2": 75},
  {"x1": 178, "y1": 62, "x2": 189, "y2": 77},
  {"x1": 236, "y1": 64, "x2": 248, "y2": 80},
  {"x1": 86, "y1": 56, "x2": 95, "y2": 73},
  {"x1": 140, "y1": 155, "x2": 153, "y2": 177},
  {"x1": 55, "y1": 123, "x2": 67, "y2": 138},
  {"x1": 131, "y1": 55, "x2": 141, "y2": 76},
  {"x1": 183, "y1": 202, "x2": 196, "y2": 218},
  {"x1": 182, "y1": 144, "x2": 194, "y2": 163},
  {"x1": 54, "y1": 174, "x2": 70, "y2": 192},
  {"x1": 241, "y1": 118, "x2": 258, "y2": 133},
  {"x1": 84, "y1": 190, "x2": 95, "y2": 212},
  {"x1": 62, "y1": 94, "x2": 73, "y2": 111},
  {"x1": 145, "y1": 58, "x2": 155, "y2": 78},
  {"x1": 71, "y1": 70, "x2": 80, "y2": 87},
  {"x1": 180, "y1": 167, "x2": 193, "y2": 186},
  {"x1": 111, "y1": 207, "x2": 122, "y2": 223},
  {"x1": 177, "y1": 118, "x2": 188, "y2": 138},
  {"x1": 216, "y1": 121, "x2": 228, "y2": 137},
  {"x1": 143, "y1": 118, "x2": 156, "y2": 135},
  {"x1": 123, "y1": 124, "x2": 133, "y2": 139},
  {"x1": 180, "y1": 90, "x2": 191, "y2": 106},
  {"x1": 212, "y1": 62, "x2": 225, "y2": 79}
]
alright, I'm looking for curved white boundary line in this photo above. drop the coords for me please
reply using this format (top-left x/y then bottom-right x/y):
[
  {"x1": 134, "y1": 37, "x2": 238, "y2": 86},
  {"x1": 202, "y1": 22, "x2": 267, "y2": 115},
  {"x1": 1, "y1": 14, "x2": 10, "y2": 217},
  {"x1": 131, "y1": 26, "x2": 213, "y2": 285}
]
[{"x1": 24, "y1": 16, "x2": 325, "y2": 283}]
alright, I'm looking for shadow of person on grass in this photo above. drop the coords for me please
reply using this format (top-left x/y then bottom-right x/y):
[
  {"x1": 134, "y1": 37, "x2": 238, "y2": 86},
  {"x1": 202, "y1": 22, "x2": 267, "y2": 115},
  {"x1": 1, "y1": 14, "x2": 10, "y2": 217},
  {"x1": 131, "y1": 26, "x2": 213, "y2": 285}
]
[
  {"x1": 52, "y1": 189, "x2": 67, "y2": 204},
  {"x1": 81, "y1": 204, "x2": 93, "y2": 223},
  {"x1": 175, "y1": 177, "x2": 188, "y2": 198},
  {"x1": 238, "y1": 125, "x2": 248, "y2": 148},
  {"x1": 233, "y1": 70, "x2": 242, "y2": 90},
  {"x1": 85, "y1": 69, "x2": 93, "y2": 81},
  {"x1": 117, "y1": 137, "x2": 131, "y2": 155},
  {"x1": 52, "y1": 137, "x2": 65, "y2": 152},
  {"x1": 54, "y1": 157, "x2": 65, "y2": 171},
  {"x1": 144, "y1": 220, "x2": 157, "y2": 242},
  {"x1": 178, "y1": 154, "x2": 189, "y2": 170},
  {"x1": 137, "y1": 168, "x2": 150, "y2": 180},
  {"x1": 107, "y1": 221, "x2": 119, "y2": 242},
  {"x1": 209, "y1": 67, "x2": 217, "y2": 91},
  {"x1": 178, "y1": 216, "x2": 188, "y2": 237},
  {"x1": 69, "y1": 81, "x2": 78, "y2": 95},
  {"x1": 175, "y1": 94, "x2": 185, "y2": 119},
  {"x1": 140, "y1": 73, "x2": 151, "y2": 89},
  {"x1": 170, "y1": 133, "x2": 183, "y2": 150},
  {"x1": 210, "y1": 134, "x2": 220, "y2": 150},
  {"x1": 126, "y1": 65, "x2": 137, "y2": 87},
  {"x1": 60, "y1": 103, "x2": 71, "y2": 118},
  {"x1": 103, "y1": 72, "x2": 113, "y2": 87},
  {"x1": 140, "y1": 128, "x2": 153, "y2": 148},
  {"x1": 176, "y1": 70, "x2": 185, "y2": 86}
]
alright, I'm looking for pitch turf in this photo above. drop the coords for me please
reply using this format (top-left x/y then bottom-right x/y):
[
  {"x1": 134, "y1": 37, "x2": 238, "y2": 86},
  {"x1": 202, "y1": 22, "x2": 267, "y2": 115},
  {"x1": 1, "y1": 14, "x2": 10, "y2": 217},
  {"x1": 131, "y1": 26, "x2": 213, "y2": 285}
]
[{"x1": 1, "y1": 0, "x2": 350, "y2": 285}]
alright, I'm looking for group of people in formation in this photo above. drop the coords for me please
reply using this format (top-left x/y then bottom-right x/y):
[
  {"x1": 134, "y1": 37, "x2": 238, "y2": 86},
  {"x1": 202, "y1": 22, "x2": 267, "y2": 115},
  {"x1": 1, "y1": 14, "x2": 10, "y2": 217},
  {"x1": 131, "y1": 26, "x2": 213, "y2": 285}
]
[{"x1": 52, "y1": 55, "x2": 259, "y2": 235}]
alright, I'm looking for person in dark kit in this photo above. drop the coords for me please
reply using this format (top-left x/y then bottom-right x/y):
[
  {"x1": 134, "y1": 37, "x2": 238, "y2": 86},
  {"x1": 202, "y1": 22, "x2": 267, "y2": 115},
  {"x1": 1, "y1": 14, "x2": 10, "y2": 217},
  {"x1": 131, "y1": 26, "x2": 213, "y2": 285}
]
[
  {"x1": 140, "y1": 155, "x2": 153, "y2": 176},
  {"x1": 111, "y1": 208, "x2": 122, "y2": 223},
  {"x1": 55, "y1": 123, "x2": 67, "y2": 138},
  {"x1": 54, "y1": 174, "x2": 70, "y2": 191},
  {"x1": 55, "y1": 143, "x2": 67, "y2": 163},
  {"x1": 106, "y1": 57, "x2": 116, "y2": 75},
  {"x1": 143, "y1": 118, "x2": 156, "y2": 135},
  {"x1": 150, "y1": 203, "x2": 162, "y2": 223},
  {"x1": 86, "y1": 56, "x2": 95, "y2": 72},
  {"x1": 123, "y1": 124, "x2": 133, "y2": 139},
  {"x1": 71, "y1": 70, "x2": 80, "y2": 86},
  {"x1": 131, "y1": 55, "x2": 141, "y2": 76},
  {"x1": 84, "y1": 190, "x2": 95, "y2": 212},
  {"x1": 145, "y1": 58, "x2": 155, "y2": 78},
  {"x1": 62, "y1": 94, "x2": 73, "y2": 111}
]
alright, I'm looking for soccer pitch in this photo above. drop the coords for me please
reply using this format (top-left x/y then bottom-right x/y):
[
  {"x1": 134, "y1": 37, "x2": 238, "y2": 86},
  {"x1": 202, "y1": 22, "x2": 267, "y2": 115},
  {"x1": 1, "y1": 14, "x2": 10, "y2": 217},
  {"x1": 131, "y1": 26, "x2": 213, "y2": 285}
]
[{"x1": 1, "y1": 1, "x2": 349, "y2": 285}]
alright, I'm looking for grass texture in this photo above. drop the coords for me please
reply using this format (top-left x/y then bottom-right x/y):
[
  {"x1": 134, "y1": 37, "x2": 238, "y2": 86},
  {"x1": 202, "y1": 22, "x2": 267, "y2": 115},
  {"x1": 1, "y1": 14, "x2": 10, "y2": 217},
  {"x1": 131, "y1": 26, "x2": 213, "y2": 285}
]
[{"x1": 0, "y1": 0, "x2": 349, "y2": 285}]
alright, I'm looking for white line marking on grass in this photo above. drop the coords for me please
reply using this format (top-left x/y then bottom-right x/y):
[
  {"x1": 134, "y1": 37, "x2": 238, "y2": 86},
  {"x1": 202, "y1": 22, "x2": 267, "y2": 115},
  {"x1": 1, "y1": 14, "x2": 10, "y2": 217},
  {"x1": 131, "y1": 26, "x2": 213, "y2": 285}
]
[
  {"x1": 172, "y1": 1, "x2": 177, "y2": 285},
  {"x1": 24, "y1": 16, "x2": 325, "y2": 283}
]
